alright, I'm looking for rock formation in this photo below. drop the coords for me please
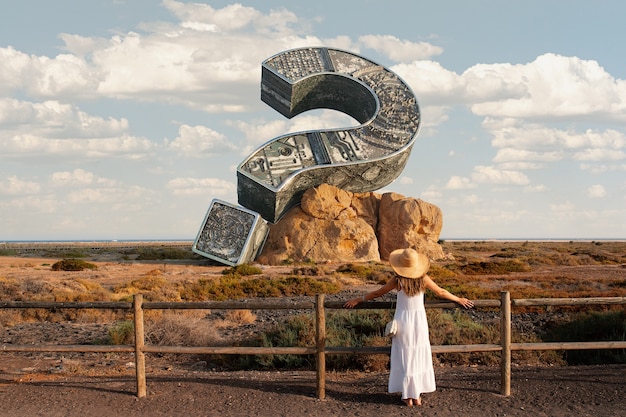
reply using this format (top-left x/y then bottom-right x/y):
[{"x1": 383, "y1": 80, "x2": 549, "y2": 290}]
[{"x1": 256, "y1": 184, "x2": 444, "y2": 265}]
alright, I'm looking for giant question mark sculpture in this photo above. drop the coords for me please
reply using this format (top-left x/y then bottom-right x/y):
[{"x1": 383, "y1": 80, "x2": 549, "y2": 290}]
[
  {"x1": 238, "y1": 47, "x2": 421, "y2": 223},
  {"x1": 193, "y1": 47, "x2": 420, "y2": 265}
]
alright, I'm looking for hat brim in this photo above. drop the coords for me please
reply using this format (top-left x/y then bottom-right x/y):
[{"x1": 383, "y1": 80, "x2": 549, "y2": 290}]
[{"x1": 389, "y1": 249, "x2": 430, "y2": 279}]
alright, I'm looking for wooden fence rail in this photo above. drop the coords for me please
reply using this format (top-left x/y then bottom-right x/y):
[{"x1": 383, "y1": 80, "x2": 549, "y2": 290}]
[{"x1": 2, "y1": 292, "x2": 626, "y2": 399}]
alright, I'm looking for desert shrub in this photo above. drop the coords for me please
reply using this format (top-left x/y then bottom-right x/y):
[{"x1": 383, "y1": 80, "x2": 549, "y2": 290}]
[
  {"x1": 0, "y1": 249, "x2": 16, "y2": 256},
  {"x1": 0, "y1": 276, "x2": 22, "y2": 300},
  {"x1": 428, "y1": 264, "x2": 457, "y2": 279},
  {"x1": 291, "y1": 265, "x2": 326, "y2": 276},
  {"x1": 224, "y1": 309, "x2": 257, "y2": 325},
  {"x1": 458, "y1": 259, "x2": 530, "y2": 275},
  {"x1": 336, "y1": 263, "x2": 392, "y2": 285},
  {"x1": 145, "y1": 313, "x2": 219, "y2": 347},
  {"x1": 221, "y1": 264, "x2": 263, "y2": 276},
  {"x1": 135, "y1": 247, "x2": 197, "y2": 260},
  {"x1": 543, "y1": 311, "x2": 626, "y2": 365},
  {"x1": 182, "y1": 276, "x2": 341, "y2": 301},
  {"x1": 51, "y1": 259, "x2": 98, "y2": 271},
  {"x1": 62, "y1": 250, "x2": 88, "y2": 258},
  {"x1": 427, "y1": 310, "x2": 500, "y2": 366},
  {"x1": 107, "y1": 320, "x2": 135, "y2": 345},
  {"x1": 51, "y1": 279, "x2": 111, "y2": 303},
  {"x1": 113, "y1": 274, "x2": 183, "y2": 302},
  {"x1": 240, "y1": 309, "x2": 391, "y2": 371}
]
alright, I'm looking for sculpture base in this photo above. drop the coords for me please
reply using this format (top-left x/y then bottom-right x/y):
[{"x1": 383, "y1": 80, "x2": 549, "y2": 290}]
[{"x1": 192, "y1": 199, "x2": 269, "y2": 266}]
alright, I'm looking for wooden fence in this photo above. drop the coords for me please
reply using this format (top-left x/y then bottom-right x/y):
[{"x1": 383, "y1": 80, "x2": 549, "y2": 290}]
[{"x1": 2, "y1": 292, "x2": 626, "y2": 399}]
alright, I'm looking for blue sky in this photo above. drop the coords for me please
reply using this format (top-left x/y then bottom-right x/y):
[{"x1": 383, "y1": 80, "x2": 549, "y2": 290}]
[{"x1": 1, "y1": 0, "x2": 625, "y2": 241}]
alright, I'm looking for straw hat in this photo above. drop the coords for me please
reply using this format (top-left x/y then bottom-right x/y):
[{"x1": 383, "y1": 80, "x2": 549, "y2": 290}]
[{"x1": 389, "y1": 248, "x2": 430, "y2": 279}]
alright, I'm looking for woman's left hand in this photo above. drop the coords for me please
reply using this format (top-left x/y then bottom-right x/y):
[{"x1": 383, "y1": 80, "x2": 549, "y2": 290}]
[
  {"x1": 343, "y1": 298, "x2": 360, "y2": 309},
  {"x1": 458, "y1": 298, "x2": 474, "y2": 309}
]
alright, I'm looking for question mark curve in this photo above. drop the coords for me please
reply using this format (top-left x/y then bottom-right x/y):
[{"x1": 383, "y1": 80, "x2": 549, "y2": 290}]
[{"x1": 237, "y1": 47, "x2": 421, "y2": 224}]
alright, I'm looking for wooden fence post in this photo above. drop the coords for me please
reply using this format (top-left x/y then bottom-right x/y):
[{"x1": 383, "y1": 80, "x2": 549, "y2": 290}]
[
  {"x1": 134, "y1": 294, "x2": 147, "y2": 398},
  {"x1": 315, "y1": 294, "x2": 326, "y2": 400},
  {"x1": 500, "y1": 291, "x2": 511, "y2": 396}
]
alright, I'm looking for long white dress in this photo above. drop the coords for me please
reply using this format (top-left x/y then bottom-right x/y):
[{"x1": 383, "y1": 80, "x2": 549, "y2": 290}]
[{"x1": 388, "y1": 288, "x2": 436, "y2": 399}]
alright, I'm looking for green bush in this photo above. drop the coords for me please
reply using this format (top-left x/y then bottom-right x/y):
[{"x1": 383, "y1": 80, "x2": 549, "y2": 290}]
[
  {"x1": 543, "y1": 311, "x2": 626, "y2": 365},
  {"x1": 240, "y1": 309, "x2": 391, "y2": 370},
  {"x1": 51, "y1": 259, "x2": 98, "y2": 271},
  {"x1": 135, "y1": 247, "x2": 197, "y2": 260},
  {"x1": 107, "y1": 320, "x2": 134, "y2": 345}
]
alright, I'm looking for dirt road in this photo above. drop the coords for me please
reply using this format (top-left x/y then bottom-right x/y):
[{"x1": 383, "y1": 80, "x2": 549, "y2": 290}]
[{"x1": 1, "y1": 365, "x2": 624, "y2": 417}]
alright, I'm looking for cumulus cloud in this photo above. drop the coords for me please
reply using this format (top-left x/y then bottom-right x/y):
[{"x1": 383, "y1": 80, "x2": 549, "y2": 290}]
[
  {"x1": 471, "y1": 166, "x2": 530, "y2": 185},
  {"x1": 0, "y1": 176, "x2": 41, "y2": 195},
  {"x1": 445, "y1": 176, "x2": 475, "y2": 190},
  {"x1": 392, "y1": 60, "x2": 463, "y2": 105},
  {"x1": 493, "y1": 148, "x2": 563, "y2": 164},
  {"x1": 167, "y1": 124, "x2": 237, "y2": 157},
  {"x1": 2, "y1": 135, "x2": 153, "y2": 159},
  {"x1": 523, "y1": 184, "x2": 547, "y2": 193},
  {"x1": 166, "y1": 177, "x2": 235, "y2": 196},
  {"x1": 0, "y1": 3, "x2": 323, "y2": 112},
  {"x1": 358, "y1": 35, "x2": 443, "y2": 61},
  {"x1": 587, "y1": 184, "x2": 607, "y2": 198},
  {"x1": 66, "y1": 185, "x2": 152, "y2": 207},
  {"x1": 0, "y1": 99, "x2": 128, "y2": 137},
  {"x1": 50, "y1": 169, "x2": 117, "y2": 187},
  {"x1": 468, "y1": 54, "x2": 626, "y2": 120}
]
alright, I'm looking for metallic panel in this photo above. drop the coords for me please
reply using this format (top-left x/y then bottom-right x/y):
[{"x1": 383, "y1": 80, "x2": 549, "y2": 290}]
[{"x1": 192, "y1": 199, "x2": 269, "y2": 266}]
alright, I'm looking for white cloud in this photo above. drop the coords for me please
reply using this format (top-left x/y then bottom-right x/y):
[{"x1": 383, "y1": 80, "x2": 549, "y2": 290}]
[
  {"x1": 0, "y1": 176, "x2": 41, "y2": 195},
  {"x1": 550, "y1": 201, "x2": 576, "y2": 212},
  {"x1": 162, "y1": 0, "x2": 298, "y2": 33},
  {"x1": 573, "y1": 148, "x2": 625, "y2": 161},
  {"x1": 587, "y1": 184, "x2": 607, "y2": 198},
  {"x1": 0, "y1": 4, "x2": 323, "y2": 113},
  {"x1": 493, "y1": 148, "x2": 563, "y2": 164},
  {"x1": 167, "y1": 124, "x2": 236, "y2": 157},
  {"x1": 358, "y1": 35, "x2": 443, "y2": 61},
  {"x1": 67, "y1": 185, "x2": 153, "y2": 208},
  {"x1": 523, "y1": 184, "x2": 547, "y2": 193},
  {"x1": 463, "y1": 194, "x2": 480, "y2": 205},
  {"x1": 392, "y1": 60, "x2": 463, "y2": 105},
  {"x1": 469, "y1": 54, "x2": 626, "y2": 121},
  {"x1": 166, "y1": 177, "x2": 235, "y2": 196},
  {"x1": 50, "y1": 169, "x2": 117, "y2": 187},
  {"x1": 471, "y1": 166, "x2": 530, "y2": 185},
  {"x1": 0, "y1": 99, "x2": 128, "y2": 137},
  {"x1": 445, "y1": 176, "x2": 475, "y2": 190},
  {"x1": 2, "y1": 135, "x2": 153, "y2": 159}
]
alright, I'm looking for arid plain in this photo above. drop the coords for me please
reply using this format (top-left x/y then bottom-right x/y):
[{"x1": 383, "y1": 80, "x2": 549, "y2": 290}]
[{"x1": 0, "y1": 240, "x2": 624, "y2": 416}]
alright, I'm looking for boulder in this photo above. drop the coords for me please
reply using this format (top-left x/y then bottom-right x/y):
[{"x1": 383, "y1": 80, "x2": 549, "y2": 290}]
[
  {"x1": 256, "y1": 184, "x2": 443, "y2": 265},
  {"x1": 377, "y1": 193, "x2": 445, "y2": 260}
]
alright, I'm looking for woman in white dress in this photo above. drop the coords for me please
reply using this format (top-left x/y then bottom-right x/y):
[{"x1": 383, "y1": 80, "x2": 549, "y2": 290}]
[{"x1": 344, "y1": 248, "x2": 474, "y2": 407}]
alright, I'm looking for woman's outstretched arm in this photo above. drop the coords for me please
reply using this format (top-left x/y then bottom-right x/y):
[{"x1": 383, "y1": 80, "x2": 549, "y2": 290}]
[
  {"x1": 343, "y1": 276, "x2": 398, "y2": 309},
  {"x1": 423, "y1": 275, "x2": 474, "y2": 309}
]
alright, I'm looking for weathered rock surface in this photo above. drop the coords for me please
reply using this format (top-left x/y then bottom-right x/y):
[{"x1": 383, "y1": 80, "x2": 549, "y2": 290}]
[
  {"x1": 256, "y1": 184, "x2": 444, "y2": 265},
  {"x1": 376, "y1": 192, "x2": 445, "y2": 260}
]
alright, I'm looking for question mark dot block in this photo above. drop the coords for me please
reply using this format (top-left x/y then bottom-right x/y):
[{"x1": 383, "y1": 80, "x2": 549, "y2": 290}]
[{"x1": 192, "y1": 199, "x2": 269, "y2": 266}]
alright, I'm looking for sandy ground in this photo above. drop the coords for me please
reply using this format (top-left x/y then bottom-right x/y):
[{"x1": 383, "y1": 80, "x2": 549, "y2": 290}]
[{"x1": 1, "y1": 365, "x2": 625, "y2": 416}]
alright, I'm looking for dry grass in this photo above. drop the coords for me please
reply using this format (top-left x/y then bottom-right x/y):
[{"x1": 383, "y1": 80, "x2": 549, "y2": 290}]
[{"x1": 0, "y1": 241, "x2": 624, "y2": 370}]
